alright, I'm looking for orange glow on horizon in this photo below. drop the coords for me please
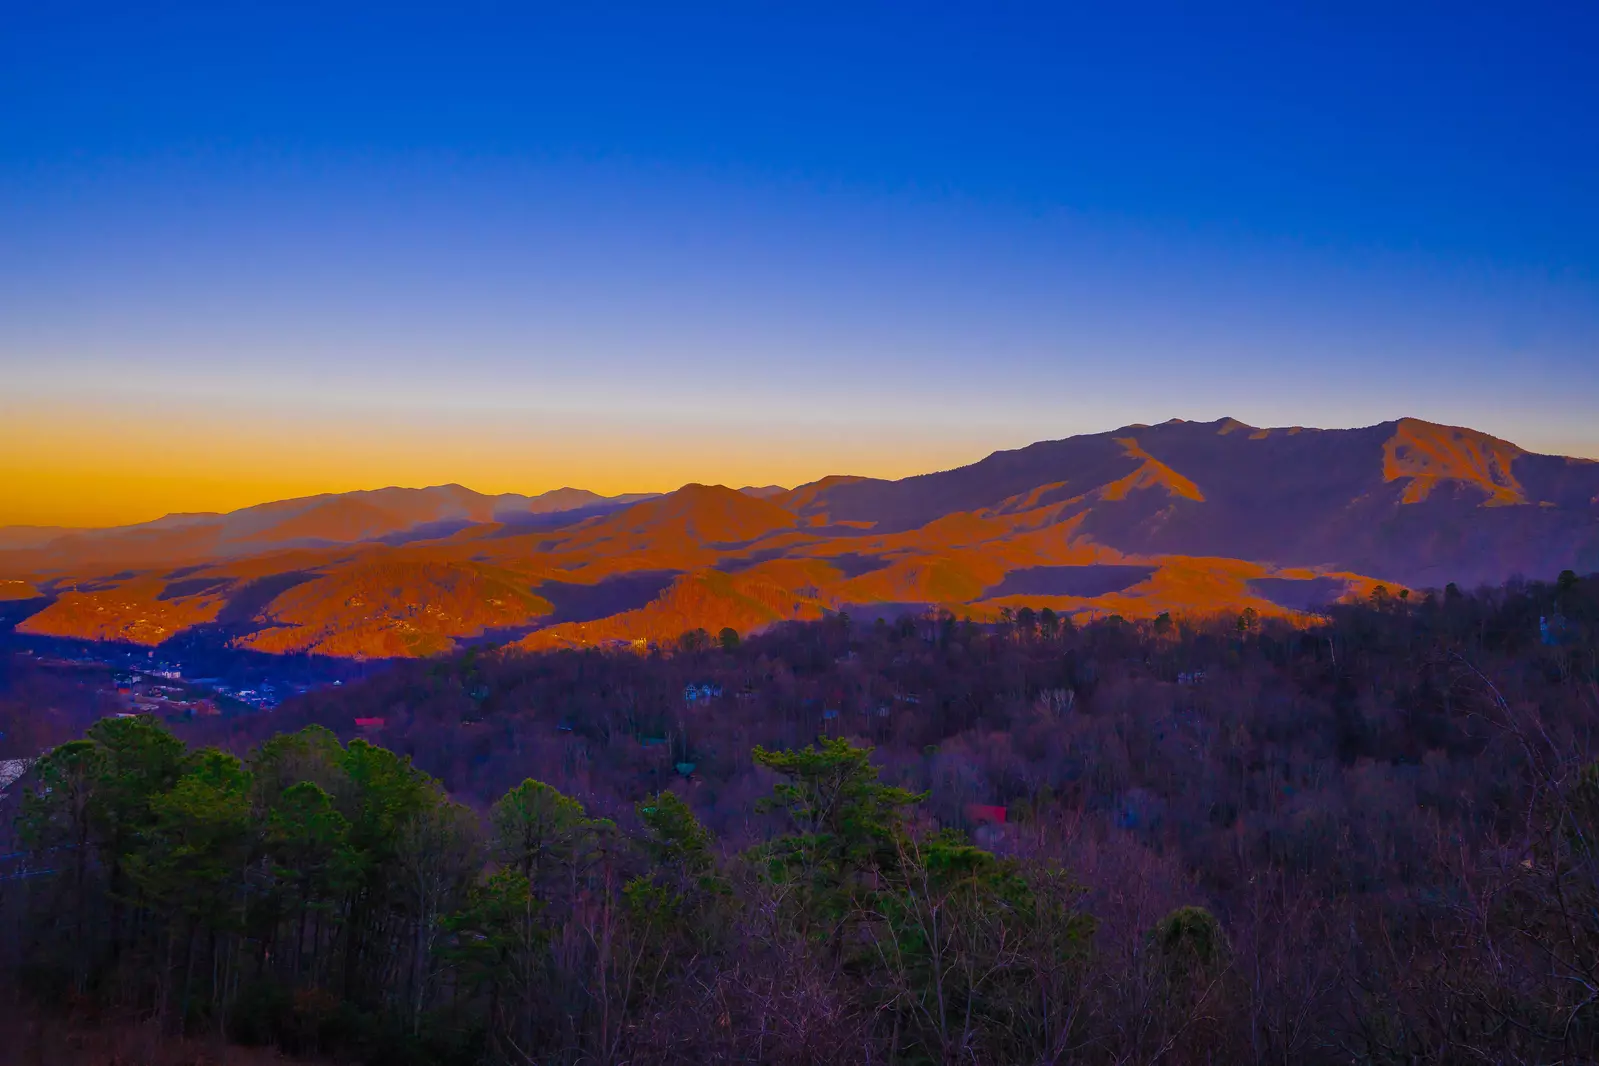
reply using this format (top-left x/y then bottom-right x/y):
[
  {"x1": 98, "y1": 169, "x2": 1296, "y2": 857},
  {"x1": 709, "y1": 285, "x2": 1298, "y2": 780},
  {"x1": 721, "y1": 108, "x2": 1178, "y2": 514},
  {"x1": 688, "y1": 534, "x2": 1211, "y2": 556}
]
[
  {"x1": 0, "y1": 399, "x2": 1003, "y2": 528},
  {"x1": 8, "y1": 398, "x2": 1597, "y2": 530}
]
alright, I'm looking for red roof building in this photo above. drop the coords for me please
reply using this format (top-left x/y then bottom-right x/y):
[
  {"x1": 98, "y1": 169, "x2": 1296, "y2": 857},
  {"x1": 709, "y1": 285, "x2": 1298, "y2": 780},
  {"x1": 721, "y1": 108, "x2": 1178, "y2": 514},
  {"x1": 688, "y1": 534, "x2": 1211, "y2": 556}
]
[{"x1": 966, "y1": 804, "x2": 1007, "y2": 825}]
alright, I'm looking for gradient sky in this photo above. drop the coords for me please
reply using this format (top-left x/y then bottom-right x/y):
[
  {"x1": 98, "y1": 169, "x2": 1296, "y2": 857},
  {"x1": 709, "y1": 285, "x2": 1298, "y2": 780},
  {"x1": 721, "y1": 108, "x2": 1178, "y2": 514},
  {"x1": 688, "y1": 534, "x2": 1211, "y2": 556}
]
[{"x1": 3, "y1": 4, "x2": 1597, "y2": 527}]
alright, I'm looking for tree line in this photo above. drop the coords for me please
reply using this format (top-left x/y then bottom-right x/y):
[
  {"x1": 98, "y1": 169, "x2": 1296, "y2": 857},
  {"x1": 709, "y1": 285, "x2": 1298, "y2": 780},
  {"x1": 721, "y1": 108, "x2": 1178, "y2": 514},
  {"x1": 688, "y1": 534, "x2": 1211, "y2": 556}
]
[
  {"x1": 2, "y1": 568, "x2": 1598, "y2": 1063},
  {"x1": 9, "y1": 717, "x2": 1129, "y2": 1063}
]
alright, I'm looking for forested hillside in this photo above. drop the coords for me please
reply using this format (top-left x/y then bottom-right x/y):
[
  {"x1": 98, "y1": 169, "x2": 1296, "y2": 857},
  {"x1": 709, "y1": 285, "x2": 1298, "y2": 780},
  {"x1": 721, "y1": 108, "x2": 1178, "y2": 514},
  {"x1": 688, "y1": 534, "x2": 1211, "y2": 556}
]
[
  {"x1": 8, "y1": 418, "x2": 1597, "y2": 660},
  {"x1": 3, "y1": 571, "x2": 1598, "y2": 1064}
]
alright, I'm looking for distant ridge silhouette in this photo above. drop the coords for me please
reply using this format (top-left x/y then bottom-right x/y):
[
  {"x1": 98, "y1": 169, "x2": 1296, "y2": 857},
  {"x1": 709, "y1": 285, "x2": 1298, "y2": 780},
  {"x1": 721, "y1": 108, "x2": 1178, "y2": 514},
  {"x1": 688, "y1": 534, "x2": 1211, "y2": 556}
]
[{"x1": 4, "y1": 418, "x2": 1595, "y2": 657}]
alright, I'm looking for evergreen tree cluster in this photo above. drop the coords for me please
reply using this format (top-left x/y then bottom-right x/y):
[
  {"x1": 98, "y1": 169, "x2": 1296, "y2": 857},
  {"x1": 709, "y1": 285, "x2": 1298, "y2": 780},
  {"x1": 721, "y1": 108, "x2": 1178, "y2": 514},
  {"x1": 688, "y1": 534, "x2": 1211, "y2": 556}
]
[{"x1": 8, "y1": 720, "x2": 1098, "y2": 1064}]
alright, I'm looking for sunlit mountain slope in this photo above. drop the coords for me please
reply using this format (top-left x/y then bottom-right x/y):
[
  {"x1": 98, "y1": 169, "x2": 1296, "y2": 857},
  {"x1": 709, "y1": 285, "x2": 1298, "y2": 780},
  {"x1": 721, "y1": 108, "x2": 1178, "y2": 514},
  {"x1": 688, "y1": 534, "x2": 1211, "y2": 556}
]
[{"x1": 5, "y1": 418, "x2": 1595, "y2": 658}]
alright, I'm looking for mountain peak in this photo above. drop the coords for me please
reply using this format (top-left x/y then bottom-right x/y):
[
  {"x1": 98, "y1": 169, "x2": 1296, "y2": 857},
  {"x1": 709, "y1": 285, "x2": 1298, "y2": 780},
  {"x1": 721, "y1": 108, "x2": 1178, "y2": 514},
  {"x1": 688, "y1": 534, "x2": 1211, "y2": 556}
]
[
  {"x1": 673, "y1": 482, "x2": 739, "y2": 500},
  {"x1": 572, "y1": 482, "x2": 798, "y2": 548},
  {"x1": 1383, "y1": 418, "x2": 1527, "y2": 506},
  {"x1": 739, "y1": 484, "x2": 788, "y2": 499}
]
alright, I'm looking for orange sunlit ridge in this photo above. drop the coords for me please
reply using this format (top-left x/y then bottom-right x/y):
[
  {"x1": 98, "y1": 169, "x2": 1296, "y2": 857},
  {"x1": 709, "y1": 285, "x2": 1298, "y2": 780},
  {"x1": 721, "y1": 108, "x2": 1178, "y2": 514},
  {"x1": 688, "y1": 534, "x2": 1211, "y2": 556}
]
[{"x1": 7, "y1": 415, "x2": 1595, "y2": 660}]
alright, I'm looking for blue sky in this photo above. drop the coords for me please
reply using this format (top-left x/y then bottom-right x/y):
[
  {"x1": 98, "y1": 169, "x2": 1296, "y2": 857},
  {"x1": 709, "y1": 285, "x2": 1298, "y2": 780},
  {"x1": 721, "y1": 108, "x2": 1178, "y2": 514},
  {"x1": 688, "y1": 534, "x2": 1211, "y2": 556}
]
[{"x1": 2, "y1": 4, "x2": 1596, "y2": 524}]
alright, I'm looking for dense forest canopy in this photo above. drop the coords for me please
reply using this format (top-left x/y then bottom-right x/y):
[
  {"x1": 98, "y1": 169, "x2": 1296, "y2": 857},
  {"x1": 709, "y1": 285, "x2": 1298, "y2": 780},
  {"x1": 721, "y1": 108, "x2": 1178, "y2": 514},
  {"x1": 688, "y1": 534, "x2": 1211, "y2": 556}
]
[{"x1": 3, "y1": 570, "x2": 1598, "y2": 1064}]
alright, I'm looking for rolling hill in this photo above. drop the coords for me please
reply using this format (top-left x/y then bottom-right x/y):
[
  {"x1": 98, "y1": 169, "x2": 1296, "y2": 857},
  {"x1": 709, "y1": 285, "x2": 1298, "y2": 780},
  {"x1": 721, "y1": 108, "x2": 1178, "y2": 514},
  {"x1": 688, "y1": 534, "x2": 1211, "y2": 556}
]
[
  {"x1": 0, "y1": 485, "x2": 658, "y2": 573},
  {"x1": 3, "y1": 418, "x2": 1595, "y2": 658}
]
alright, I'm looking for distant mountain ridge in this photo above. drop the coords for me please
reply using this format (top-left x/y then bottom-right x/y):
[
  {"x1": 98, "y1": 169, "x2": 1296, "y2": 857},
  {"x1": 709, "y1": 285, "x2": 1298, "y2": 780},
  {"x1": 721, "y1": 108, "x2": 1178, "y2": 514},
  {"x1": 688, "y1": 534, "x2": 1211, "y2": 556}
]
[
  {"x1": 776, "y1": 417, "x2": 1599, "y2": 588},
  {"x1": 0, "y1": 526, "x2": 83, "y2": 551},
  {"x1": 3, "y1": 417, "x2": 1595, "y2": 659},
  {"x1": 0, "y1": 485, "x2": 660, "y2": 571},
  {"x1": 737, "y1": 485, "x2": 789, "y2": 499}
]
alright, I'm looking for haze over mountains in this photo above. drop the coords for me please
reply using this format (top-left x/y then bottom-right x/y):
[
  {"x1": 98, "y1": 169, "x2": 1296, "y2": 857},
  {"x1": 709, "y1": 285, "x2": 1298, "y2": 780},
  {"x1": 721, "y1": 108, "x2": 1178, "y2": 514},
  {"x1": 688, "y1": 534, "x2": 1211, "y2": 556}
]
[{"x1": 3, "y1": 417, "x2": 1595, "y2": 659}]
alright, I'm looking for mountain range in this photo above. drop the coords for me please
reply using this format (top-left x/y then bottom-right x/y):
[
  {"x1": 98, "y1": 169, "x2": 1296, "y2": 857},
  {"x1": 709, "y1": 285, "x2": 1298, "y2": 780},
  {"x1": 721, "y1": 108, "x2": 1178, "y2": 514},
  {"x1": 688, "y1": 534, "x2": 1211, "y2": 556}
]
[{"x1": 3, "y1": 417, "x2": 1595, "y2": 658}]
